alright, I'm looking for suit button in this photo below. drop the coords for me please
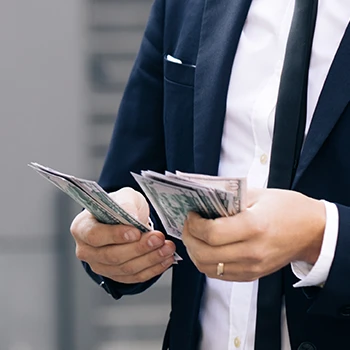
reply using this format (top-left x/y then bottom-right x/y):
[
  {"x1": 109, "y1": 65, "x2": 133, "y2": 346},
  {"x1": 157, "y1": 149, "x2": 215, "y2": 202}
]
[
  {"x1": 298, "y1": 342, "x2": 316, "y2": 350},
  {"x1": 340, "y1": 305, "x2": 350, "y2": 317},
  {"x1": 260, "y1": 154, "x2": 268, "y2": 165}
]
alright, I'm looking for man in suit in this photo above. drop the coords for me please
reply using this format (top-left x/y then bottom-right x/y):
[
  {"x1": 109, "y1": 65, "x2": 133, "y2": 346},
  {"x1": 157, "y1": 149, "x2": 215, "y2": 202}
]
[{"x1": 70, "y1": 0, "x2": 350, "y2": 349}]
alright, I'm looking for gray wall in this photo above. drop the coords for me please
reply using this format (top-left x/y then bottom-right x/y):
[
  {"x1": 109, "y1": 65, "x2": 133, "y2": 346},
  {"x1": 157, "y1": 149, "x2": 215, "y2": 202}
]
[
  {"x1": 0, "y1": 0, "x2": 87, "y2": 349},
  {"x1": 0, "y1": 0, "x2": 171, "y2": 349}
]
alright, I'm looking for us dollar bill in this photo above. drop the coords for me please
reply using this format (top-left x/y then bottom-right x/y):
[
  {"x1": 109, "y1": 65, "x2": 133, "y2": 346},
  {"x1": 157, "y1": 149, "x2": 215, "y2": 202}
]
[
  {"x1": 132, "y1": 171, "x2": 247, "y2": 239},
  {"x1": 69, "y1": 178, "x2": 151, "y2": 233},
  {"x1": 31, "y1": 167, "x2": 122, "y2": 225},
  {"x1": 174, "y1": 171, "x2": 247, "y2": 215},
  {"x1": 141, "y1": 171, "x2": 228, "y2": 218},
  {"x1": 30, "y1": 162, "x2": 246, "y2": 243},
  {"x1": 29, "y1": 162, "x2": 150, "y2": 231},
  {"x1": 131, "y1": 173, "x2": 207, "y2": 239},
  {"x1": 29, "y1": 162, "x2": 184, "y2": 261}
]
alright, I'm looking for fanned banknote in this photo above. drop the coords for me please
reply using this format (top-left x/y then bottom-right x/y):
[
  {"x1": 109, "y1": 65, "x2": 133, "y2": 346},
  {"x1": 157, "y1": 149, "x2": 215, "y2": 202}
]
[
  {"x1": 141, "y1": 171, "x2": 228, "y2": 218},
  {"x1": 29, "y1": 162, "x2": 247, "y2": 242},
  {"x1": 174, "y1": 171, "x2": 247, "y2": 215},
  {"x1": 28, "y1": 162, "x2": 183, "y2": 260},
  {"x1": 132, "y1": 171, "x2": 247, "y2": 239},
  {"x1": 29, "y1": 162, "x2": 150, "y2": 232}
]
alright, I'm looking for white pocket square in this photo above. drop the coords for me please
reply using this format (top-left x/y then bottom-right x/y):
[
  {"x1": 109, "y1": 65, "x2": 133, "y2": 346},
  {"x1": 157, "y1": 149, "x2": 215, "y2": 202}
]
[{"x1": 166, "y1": 54, "x2": 183, "y2": 64}]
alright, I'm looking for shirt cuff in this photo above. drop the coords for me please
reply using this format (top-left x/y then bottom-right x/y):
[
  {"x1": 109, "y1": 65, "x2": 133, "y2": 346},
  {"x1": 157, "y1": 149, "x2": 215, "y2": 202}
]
[{"x1": 291, "y1": 200, "x2": 338, "y2": 288}]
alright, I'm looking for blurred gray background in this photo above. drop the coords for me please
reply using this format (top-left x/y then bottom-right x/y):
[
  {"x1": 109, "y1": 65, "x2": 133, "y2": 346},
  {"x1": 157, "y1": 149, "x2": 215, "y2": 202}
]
[{"x1": 0, "y1": 0, "x2": 172, "y2": 349}]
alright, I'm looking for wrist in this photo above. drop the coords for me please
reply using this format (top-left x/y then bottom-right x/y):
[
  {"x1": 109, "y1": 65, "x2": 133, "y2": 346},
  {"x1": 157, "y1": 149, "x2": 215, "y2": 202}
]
[{"x1": 299, "y1": 199, "x2": 326, "y2": 265}]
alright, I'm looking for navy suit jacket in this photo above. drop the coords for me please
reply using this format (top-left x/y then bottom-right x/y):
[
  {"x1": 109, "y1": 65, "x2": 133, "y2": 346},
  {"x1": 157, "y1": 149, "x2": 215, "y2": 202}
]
[{"x1": 84, "y1": 1, "x2": 350, "y2": 349}]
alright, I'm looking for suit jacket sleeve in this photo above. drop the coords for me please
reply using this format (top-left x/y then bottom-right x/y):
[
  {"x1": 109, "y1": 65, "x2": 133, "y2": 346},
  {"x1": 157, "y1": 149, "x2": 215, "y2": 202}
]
[
  {"x1": 308, "y1": 203, "x2": 350, "y2": 319},
  {"x1": 83, "y1": 0, "x2": 167, "y2": 300}
]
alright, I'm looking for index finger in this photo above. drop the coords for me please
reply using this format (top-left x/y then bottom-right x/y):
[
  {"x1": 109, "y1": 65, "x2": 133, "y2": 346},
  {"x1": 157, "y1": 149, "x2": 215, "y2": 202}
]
[
  {"x1": 184, "y1": 211, "x2": 256, "y2": 247},
  {"x1": 71, "y1": 209, "x2": 142, "y2": 247}
]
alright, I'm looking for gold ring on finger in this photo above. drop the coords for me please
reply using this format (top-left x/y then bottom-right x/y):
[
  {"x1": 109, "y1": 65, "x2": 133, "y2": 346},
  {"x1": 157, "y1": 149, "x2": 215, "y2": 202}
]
[{"x1": 217, "y1": 262, "x2": 224, "y2": 277}]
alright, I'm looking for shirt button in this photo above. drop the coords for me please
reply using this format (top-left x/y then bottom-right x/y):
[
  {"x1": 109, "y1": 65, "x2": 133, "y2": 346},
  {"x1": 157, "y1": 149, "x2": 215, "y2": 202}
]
[
  {"x1": 260, "y1": 153, "x2": 268, "y2": 165},
  {"x1": 234, "y1": 337, "x2": 241, "y2": 348}
]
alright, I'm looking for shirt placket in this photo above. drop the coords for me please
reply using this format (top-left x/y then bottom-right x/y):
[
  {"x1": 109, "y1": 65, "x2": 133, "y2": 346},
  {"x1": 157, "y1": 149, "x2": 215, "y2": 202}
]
[{"x1": 228, "y1": 282, "x2": 256, "y2": 350}]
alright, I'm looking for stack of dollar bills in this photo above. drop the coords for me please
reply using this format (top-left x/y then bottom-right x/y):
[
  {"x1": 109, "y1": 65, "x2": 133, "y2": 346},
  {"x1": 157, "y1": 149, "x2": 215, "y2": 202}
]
[
  {"x1": 132, "y1": 171, "x2": 246, "y2": 239},
  {"x1": 29, "y1": 163, "x2": 246, "y2": 242}
]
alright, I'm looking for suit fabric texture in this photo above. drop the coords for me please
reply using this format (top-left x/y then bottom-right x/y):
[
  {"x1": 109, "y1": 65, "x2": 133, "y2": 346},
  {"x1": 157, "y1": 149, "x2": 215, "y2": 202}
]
[{"x1": 83, "y1": 1, "x2": 350, "y2": 349}]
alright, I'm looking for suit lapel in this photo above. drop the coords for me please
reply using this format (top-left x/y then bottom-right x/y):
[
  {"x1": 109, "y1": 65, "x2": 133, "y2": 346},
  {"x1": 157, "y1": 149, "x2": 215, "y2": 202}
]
[
  {"x1": 193, "y1": 0, "x2": 253, "y2": 175},
  {"x1": 293, "y1": 22, "x2": 350, "y2": 188}
]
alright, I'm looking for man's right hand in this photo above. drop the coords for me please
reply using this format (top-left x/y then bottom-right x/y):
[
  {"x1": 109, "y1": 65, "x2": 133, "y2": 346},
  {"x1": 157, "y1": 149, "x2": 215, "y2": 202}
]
[{"x1": 70, "y1": 187, "x2": 176, "y2": 284}]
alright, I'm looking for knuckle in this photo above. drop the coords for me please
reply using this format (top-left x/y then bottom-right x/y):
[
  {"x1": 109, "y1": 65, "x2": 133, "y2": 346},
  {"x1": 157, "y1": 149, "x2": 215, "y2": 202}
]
[
  {"x1": 204, "y1": 231, "x2": 218, "y2": 246},
  {"x1": 70, "y1": 219, "x2": 79, "y2": 238},
  {"x1": 187, "y1": 218, "x2": 197, "y2": 237},
  {"x1": 132, "y1": 273, "x2": 146, "y2": 284},
  {"x1": 85, "y1": 228, "x2": 100, "y2": 247},
  {"x1": 247, "y1": 263, "x2": 263, "y2": 280},
  {"x1": 70, "y1": 210, "x2": 92, "y2": 239},
  {"x1": 201, "y1": 229, "x2": 210, "y2": 244},
  {"x1": 119, "y1": 263, "x2": 136, "y2": 276},
  {"x1": 70, "y1": 216, "x2": 85, "y2": 240},
  {"x1": 248, "y1": 246, "x2": 265, "y2": 264},
  {"x1": 111, "y1": 229, "x2": 125, "y2": 244},
  {"x1": 75, "y1": 246, "x2": 87, "y2": 261},
  {"x1": 136, "y1": 240, "x2": 149, "y2": 256},
  {"x1": 251, "y1": 217, "x2": 268, "y2": 237},
  {"x1": 148, "y1": 252, "x2": 162, "y2": 266},
  {"x1": 109, "y1": 187, "x2": 135, "y2": 202},
  {"x1": 111, "y1": 225, "x2": 130, "y2": 244},
  {"x1": 102, "y1": 249, "x2": 120, "y2": 265},
  {"x1": 202, "y1": 220, "x2": 220, "y2": 246}
]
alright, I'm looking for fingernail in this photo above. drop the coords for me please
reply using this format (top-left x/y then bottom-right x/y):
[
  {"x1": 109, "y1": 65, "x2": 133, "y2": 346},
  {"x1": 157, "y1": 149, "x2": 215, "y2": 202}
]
[
  {"x1": 159, "y1": 245, "x2": 175, "y2": 257},
  {"x1": 124, "y1": 230, "x2": 138, "y2": 242},
  {"x1": 161, "y1": 257, "x2": 175, "y2": 268},
  {"x1": 148, "y1": 235, "x2": 163, "y2": 248}
]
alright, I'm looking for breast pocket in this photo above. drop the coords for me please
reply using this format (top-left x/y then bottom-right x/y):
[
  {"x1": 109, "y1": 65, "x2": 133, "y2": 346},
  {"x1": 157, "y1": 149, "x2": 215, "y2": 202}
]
[
  {"x1": 163, "y1": 56, "x2": 196, "y2": 172},
  {"x1": 164, "y1": 55, "x2": 195, "y2": 86}
]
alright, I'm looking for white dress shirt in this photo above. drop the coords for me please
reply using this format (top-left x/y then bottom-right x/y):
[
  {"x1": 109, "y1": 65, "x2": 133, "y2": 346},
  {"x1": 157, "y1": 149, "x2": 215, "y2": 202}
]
[{"x1": 200, "y1": 1, "x2": 350, "y2": 349}]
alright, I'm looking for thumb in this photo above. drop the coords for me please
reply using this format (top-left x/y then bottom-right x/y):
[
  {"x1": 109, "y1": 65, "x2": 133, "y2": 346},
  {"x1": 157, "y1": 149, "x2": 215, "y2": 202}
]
[{"x1": 109, "y1": 187, "x2": 150, "y2": 225}]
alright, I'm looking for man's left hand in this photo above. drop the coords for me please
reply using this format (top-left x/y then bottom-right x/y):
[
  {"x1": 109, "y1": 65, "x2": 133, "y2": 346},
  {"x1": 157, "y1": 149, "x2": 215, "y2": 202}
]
[{"x1": 182, "y1": 189, "x2": 326, "y2": 282}]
